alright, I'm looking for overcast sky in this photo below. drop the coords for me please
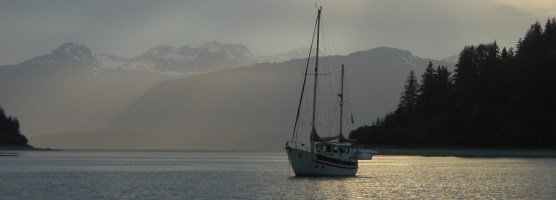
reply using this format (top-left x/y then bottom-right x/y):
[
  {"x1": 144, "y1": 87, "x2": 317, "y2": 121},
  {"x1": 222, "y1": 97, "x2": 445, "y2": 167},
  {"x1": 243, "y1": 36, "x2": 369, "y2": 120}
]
[{"x1": 1, "y1": 0, "x2": 555, "y2": 65}]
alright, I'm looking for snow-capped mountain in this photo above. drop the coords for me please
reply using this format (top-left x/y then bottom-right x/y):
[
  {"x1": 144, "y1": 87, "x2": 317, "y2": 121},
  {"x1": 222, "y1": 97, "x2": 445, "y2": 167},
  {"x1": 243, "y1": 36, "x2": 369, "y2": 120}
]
[
  {"x1": 97, "y1": 41, "x2": 259, "y2": 74},
  {"x1": 6, "y1": 41, "x2": 325, "y2": 76},
  {"x1": 19, "y1": 42, "x2": 100, "y2": 70}
]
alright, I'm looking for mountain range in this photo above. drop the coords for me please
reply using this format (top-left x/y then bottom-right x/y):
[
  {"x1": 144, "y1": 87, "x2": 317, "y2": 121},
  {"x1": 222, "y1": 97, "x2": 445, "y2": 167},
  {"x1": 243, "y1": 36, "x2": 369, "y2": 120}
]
[
  {"x1": 9, "y1": 43, "x2": 454, "y2": 149},
  {"x1": 0, "y1": 41, "x2": 325, "y2": 138},
  {"x1": 2, "y1": 41, "x2": 316, "y2": 75},
  {"x1": 97, "y1": 41, "x2": 258, "y2": 75}
]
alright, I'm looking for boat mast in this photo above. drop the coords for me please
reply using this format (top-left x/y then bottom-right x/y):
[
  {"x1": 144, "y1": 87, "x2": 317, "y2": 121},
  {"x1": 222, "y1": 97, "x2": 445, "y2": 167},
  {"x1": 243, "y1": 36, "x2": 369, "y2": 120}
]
[
  {"x1": 310, "y1": 7, "x2": 322, "y2": 153},
  {"x1": 339, "y1": 64, "x2": 344, "y2": 138}
]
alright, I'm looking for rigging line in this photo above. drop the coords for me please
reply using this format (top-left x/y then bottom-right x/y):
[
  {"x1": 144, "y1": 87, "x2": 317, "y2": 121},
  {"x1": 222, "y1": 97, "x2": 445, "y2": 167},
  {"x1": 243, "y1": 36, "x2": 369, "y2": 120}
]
[
  {"x1": 344, "y1": 68, "x2": 356, "y2": 133},
  {"x1": 343, "y1": 68, "x2": 357, "y2": 131},
  {"x1": 322, "y1": 13, "x2": 339, "y2": 65},
  {"x1": 319, "y1": 15, "x2": 330, "y2": 71},
  {"x1": 291, "y1": 9, "x2": 319, "y2": 143},
  {"x1": 320, "y1": 15, "x2": 334, "y2": 69}
]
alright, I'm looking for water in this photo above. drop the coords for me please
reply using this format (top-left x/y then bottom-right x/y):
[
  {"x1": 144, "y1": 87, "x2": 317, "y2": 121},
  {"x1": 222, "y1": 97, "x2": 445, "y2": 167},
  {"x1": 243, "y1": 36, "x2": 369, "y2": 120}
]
[{"x1": 1, "y1": 150, "x2": 555, "y2": 199}]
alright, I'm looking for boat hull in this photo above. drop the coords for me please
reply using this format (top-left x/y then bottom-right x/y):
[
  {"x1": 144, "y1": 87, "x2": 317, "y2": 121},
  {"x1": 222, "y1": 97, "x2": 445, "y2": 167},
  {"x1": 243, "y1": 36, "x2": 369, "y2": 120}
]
[{"x1": 285, "y1": 147, "x2": 358, "y2": 176}]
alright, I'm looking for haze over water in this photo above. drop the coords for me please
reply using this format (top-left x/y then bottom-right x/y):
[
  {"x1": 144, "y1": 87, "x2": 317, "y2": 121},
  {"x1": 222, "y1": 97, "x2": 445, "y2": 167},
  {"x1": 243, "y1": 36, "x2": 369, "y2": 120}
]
[{"x1": 1, "y1": 150, "x2": 555, "y2": 199}]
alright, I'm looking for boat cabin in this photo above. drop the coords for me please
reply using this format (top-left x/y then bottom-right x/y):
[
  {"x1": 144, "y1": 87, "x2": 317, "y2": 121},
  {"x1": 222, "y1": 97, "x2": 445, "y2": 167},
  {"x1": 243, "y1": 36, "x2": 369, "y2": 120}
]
[
  {"x1": 315, "y1": 142, "x2": 354, "y2": 155},
  {"x1": 314, "y1": 142, "x2": 357, "y2": 163}
]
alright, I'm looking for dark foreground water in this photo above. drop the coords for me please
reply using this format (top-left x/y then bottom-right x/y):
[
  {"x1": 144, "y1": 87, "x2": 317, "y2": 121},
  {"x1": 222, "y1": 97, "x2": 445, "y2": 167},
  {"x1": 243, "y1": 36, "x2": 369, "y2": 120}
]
[{"x1": 1, "y1": 149, "x2": 555, "y2": 199}]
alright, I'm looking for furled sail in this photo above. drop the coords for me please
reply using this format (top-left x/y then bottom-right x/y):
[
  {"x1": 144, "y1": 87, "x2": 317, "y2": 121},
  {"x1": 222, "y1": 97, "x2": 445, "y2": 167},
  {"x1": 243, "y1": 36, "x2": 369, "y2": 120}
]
[{"x1": 310, "y1": 127, "x2": 340, "y2": 142}]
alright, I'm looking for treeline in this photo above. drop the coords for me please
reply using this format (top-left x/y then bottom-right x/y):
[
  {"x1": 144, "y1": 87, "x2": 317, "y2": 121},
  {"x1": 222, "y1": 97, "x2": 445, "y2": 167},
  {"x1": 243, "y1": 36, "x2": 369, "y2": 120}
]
[
  {"x1": 0, "y1": 106, "x2": 29, "y2": 146},
  {"x1": 350, "y1": 18, "x2": 556, "y2": 148}
]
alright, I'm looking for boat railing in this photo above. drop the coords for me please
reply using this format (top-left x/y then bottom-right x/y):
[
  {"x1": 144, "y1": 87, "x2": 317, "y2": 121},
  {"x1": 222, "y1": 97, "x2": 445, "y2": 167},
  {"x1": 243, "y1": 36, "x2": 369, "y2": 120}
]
[{"x1": 286, "y1": 141, "x2": 311, "y2": 151}]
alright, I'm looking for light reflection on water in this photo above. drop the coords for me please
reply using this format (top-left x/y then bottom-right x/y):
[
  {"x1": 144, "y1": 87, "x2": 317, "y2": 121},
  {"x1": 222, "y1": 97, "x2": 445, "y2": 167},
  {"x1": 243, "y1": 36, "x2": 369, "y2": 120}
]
[{"x1": 0, "y1": 150, "x2": 555, "y2": 199}]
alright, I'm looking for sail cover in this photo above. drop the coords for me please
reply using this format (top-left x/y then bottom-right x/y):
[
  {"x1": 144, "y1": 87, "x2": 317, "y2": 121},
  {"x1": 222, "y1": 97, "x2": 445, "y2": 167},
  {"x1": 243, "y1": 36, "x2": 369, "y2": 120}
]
[{"x1": 310, "y1": 127, "x2": 339, "y2": 142}]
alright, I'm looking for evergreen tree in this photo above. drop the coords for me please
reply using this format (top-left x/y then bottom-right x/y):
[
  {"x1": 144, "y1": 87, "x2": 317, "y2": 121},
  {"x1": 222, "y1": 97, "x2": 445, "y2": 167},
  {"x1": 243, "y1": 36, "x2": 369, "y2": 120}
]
[
  {"x1": 433, "y1": 65, "x2": 455, "y2": 111},
  {"x1": 414, "y1": 62, "x2": 454, "y2": 118},
  {"x1": 416, "y1": 62, "x2": 436, "y2": 116},
  {"x1": 397, "y1": 70, "x2": 419, "y2": 115},
  {"x1": 454, "y1": 45, "x2": 479, "y2": 108}
]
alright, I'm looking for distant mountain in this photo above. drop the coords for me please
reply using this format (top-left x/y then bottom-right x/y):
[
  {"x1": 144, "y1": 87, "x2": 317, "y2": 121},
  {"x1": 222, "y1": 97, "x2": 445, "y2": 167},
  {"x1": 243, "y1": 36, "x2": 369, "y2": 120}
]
[
  {"x1": 0, "y1": 43, "x2": 172, "y2": 139},
  {"x1": 442, "y1": 54, "x2": 459, "y2": 65},
  {"x1": 257, "y1": 47, "x2": 321, "y2": 63},
  {"x1": 32, "y1": 47, "x2": 453, "y2": 149},
  {"x1": 0, "y1": 41, "x2": 338, "y2": 143}
]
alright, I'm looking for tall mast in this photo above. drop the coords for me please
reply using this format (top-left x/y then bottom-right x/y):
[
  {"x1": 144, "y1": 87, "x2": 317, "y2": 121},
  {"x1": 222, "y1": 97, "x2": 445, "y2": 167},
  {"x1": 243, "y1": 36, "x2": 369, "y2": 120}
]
[
  {"x1": 339, "y1": 64, "x2": 344, "y2": 137},
  {"x1": 312, "y1": 7, "x2": 321, "y2": 129},
  {"x1": 310, "y1": 7, "x2": 322, "y2": 152}
]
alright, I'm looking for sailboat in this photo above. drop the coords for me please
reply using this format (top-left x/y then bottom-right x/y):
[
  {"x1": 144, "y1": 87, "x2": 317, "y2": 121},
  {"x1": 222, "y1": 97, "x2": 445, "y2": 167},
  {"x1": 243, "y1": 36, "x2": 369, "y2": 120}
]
[{"x1": 285, "y1": 7, "x2": 375, "y2": 176}]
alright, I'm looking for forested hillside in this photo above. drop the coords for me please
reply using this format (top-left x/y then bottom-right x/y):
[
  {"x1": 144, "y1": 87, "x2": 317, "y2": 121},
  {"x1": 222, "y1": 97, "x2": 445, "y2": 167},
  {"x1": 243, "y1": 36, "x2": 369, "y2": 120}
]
[{"x1": 351, "y1": 18, "x2": 556, "y2": 148}]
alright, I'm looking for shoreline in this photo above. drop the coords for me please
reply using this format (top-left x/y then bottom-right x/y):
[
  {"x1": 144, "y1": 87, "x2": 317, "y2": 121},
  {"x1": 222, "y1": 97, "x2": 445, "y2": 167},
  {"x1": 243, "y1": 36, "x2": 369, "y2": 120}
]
[
  {"x1": 1, "y1": 146, "x2": 556, "y2": 158},
  {"x1": 0, "y1": 145, "x2": 53, "y2": 151},
  {"x1": 373, "y1": 148, "x2": 556, "y2": 158}
]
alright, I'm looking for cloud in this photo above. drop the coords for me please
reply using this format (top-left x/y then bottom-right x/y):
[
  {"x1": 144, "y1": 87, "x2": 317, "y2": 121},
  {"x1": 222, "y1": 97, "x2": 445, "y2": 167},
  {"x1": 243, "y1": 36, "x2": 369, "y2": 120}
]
[
  {"x1": 1, "y1": 0, "x2": 554, "y2": 65},
  {"x1": 480, "y1": 1, "x2": 534, "y2": 17}
]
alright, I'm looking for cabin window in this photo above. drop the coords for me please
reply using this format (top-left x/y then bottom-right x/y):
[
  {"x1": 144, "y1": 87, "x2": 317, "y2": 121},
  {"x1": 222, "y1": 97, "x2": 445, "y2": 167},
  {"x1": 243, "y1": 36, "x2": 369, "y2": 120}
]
[
  {"x1": 333, "y1": 146, "x2": 338, "y2": 153},
  {"x1": 316, "y1": 145, "x2": 321, "y2": 152}
]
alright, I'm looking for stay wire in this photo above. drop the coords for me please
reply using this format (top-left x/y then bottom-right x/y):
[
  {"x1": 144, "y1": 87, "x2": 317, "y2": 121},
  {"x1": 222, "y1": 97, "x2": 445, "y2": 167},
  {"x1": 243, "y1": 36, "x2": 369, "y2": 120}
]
[{"x1": 291, "y1": 10, "x2": 319, "y2": 144}]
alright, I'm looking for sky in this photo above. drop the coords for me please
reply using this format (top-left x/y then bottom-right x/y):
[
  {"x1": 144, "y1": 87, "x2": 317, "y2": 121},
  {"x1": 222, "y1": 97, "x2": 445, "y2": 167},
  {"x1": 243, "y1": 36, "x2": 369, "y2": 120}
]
[{"x1": 1, "y1": 0, "x2": 555, "y2": 65}]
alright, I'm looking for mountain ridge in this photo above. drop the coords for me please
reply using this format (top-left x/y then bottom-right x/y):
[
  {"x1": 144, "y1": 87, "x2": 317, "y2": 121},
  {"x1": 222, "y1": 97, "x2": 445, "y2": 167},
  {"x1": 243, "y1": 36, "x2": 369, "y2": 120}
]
[
  {"x1": 0, "y1": 41, "x2": 456, "y2": 149},
  {"x1": 30, "y1": 46, "x2": 454, "y2": 149},
  {"x1": 4, "y1": 41, "x2": 340, "y2": 76}
]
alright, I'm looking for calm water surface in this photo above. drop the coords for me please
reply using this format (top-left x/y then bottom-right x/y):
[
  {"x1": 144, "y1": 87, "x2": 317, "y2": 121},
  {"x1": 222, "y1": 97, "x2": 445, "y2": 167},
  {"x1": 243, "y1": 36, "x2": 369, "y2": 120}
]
[{"x1": 1, "y1": 149, "x2": 555, "y2": 199}]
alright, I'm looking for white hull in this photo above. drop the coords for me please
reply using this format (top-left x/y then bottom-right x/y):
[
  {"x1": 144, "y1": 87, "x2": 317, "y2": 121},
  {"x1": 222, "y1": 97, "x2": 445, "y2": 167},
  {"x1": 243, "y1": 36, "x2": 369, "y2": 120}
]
[{"x1": 285, "y1": 147, "x2": 358, "y2": 176}]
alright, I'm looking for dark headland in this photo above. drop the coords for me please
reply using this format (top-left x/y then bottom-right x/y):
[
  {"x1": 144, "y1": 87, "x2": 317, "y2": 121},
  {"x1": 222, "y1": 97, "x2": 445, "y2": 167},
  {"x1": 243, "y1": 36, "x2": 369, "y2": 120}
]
[
  {"x1": 0, "y1": 145, "x2": 52, "y2": 151},
  {"x1": 0, "y1": 106, "x2": 51, "y2": 151}
]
